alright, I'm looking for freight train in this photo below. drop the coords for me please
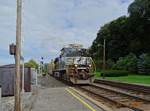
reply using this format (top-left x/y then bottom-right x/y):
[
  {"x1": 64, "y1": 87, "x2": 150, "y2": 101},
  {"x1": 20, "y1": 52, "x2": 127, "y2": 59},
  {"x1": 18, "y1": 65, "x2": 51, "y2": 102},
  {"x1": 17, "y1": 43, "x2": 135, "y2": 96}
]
[{"x1": 48, "y1": 44, "x2": 96, "y2": 84}]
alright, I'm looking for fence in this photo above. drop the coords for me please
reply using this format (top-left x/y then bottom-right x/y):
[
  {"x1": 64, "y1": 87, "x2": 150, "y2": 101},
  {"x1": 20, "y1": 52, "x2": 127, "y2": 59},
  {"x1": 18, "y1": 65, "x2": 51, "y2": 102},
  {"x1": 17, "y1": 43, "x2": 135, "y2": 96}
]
[{"x1": 0, "y1": 64, "x2": 33, "y2": 96}]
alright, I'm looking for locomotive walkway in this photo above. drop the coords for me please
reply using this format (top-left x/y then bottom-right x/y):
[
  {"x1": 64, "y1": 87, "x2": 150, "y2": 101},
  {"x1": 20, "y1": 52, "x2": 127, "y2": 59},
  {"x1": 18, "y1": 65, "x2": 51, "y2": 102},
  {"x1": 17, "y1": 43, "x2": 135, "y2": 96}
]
[{"x1": 31, "y1": 75, "x2": 103, "y2": 111}]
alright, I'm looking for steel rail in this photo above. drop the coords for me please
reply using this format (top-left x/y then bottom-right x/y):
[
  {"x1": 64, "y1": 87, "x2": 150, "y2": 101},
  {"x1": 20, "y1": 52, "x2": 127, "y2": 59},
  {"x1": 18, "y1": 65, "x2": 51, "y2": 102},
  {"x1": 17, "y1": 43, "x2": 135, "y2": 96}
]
[
  {"x1": 77, "y1": 84, "x2": 150, "y2": 111},
  {"x1": 94, "y1": 79, "x2": 150, "y2": 94},
  {"x1": 90, "y1": 84, "x2": 150, "y2": 102}
]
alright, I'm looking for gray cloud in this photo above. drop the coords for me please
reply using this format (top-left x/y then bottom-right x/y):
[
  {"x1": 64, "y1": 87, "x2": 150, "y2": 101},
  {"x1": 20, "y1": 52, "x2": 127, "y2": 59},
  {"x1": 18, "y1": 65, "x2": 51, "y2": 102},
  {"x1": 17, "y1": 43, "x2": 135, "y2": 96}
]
[{"x1": 0, "y1": 0, "x2": 133, "y2": 65}]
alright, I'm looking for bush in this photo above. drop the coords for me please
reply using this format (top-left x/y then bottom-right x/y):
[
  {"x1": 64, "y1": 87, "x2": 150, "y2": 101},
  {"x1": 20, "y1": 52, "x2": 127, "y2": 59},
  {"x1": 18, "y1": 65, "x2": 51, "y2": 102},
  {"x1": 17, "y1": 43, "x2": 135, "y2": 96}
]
[
  {"x1": 94, "y1": 71, "x2": 101, "y2": 78},
  {"x1": 112, "y1": 53, "x2": 138, "y2": 72},
  {"x1": 138, "y1": 53, "x2": 150, "y2": 74},
  {"x1": 101, "y1": 70, "x2": 129, "y2": 77},
  {"x1": 94, "y1": 59, "x2": 103, "y2": 71},
  {"x1": 106, "y1": 59, "x2": 115, "y2": 69}
]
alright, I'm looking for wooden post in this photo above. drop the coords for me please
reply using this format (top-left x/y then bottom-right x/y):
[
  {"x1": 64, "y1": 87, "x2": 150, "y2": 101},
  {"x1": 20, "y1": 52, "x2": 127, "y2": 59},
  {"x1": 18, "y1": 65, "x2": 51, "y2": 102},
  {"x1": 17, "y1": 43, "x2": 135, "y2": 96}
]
[
  {"x1": 15, "y1": 0, "x2": 22, "y2": 110},
  {"x1": 103, "y1": 39, "x2": 106, "y2": 70},
  {"x1": 102, "y1": 39, "x2": 106, "y2": 79}
]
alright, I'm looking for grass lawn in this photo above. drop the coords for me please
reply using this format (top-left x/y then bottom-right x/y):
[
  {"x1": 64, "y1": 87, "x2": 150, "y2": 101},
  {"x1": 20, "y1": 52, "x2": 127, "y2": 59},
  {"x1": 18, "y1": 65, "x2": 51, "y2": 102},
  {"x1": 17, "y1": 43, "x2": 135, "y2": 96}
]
[
  {"x1": 94, "y1": 71, "x2": 102, "y2": 78},
  {"x1": 94, "y1": 71, "x2": 150, "y2": 85},
  {"x1": 106, "y1": 75, "x2": 150, "y2": 85}
]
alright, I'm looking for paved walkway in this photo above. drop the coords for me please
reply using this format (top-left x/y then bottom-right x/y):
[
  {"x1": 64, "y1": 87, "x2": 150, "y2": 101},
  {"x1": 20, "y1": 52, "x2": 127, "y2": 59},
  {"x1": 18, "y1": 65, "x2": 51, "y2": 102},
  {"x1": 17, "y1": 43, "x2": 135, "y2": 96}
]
[{"x1": 31, "y1": 76, "x2": 103, "y2": 111}]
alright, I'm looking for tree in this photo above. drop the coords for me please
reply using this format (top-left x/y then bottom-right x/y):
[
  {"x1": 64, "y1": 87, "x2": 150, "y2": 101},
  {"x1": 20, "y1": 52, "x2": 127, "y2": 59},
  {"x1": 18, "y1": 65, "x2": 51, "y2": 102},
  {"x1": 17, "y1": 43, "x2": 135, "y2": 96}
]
[
  {"x1": 90, "y1": 16, "x2": 129, "y2": 61},
  {"x1": 128, "y1": 0, "x2": 150, "y2": 55},
  {"x1": 113, "y1": 53, "x2": 138, "y2": 72},
  {"x1": 138, "y1": 53, "x2": 150, "y2": 74},
  {"x1": 90, "y1": 0, "x2": 150, "y2": 69},
  {"x1": 25, "y1": 59, "x2": 39, "y2": 69},
  {"x1": 106, "y1": 59, "x2": 115, "y2": 69}
]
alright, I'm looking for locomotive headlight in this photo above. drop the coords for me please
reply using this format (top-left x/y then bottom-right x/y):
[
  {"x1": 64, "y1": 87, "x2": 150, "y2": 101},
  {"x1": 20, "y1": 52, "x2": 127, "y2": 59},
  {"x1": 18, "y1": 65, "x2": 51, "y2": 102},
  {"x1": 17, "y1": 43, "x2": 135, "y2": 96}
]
[
  {"x1": 75, "y1": 64, "x2": 78, "y2": 67},
  {"x1": 89, "y1": 64, "x2": 92, "y2": 67}
]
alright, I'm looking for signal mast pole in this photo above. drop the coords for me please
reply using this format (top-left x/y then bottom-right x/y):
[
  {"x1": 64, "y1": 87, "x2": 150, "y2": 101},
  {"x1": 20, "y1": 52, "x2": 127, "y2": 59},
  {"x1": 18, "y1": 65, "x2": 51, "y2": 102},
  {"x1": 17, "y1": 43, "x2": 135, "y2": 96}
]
[{"x1": 15, "y1": 0, "x2": 22, "y2": 110}]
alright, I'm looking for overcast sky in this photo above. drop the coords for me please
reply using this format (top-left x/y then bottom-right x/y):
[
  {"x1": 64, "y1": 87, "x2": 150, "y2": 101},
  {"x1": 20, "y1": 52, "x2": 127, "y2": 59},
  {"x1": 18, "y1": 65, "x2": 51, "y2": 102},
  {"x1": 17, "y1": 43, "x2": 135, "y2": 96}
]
[{"x1": 0, "y1": 0, "x2": 133, "y2": 65}]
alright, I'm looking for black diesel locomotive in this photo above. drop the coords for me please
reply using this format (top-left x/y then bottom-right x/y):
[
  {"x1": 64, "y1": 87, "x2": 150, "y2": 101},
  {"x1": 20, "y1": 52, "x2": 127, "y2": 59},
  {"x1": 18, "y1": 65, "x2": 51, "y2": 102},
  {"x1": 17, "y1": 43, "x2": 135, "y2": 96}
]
[{"x1": 49, "y1": 44, "x2": 96, "y2": 84}]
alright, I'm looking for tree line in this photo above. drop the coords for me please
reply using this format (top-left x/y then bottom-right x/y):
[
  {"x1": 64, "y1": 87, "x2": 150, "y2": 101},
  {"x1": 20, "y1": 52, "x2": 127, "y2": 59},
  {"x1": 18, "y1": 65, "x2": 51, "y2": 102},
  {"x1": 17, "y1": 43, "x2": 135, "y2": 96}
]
[{"x1": 89, "y1": 0, "x2": 150, "y2": 74}]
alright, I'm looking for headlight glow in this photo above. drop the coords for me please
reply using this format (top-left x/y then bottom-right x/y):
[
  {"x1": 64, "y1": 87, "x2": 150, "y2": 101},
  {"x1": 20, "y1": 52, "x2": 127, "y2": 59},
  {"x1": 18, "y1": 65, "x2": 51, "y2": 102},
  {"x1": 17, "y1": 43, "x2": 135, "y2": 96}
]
[
  {"x1": 89, "y1": 64, "x2": 92, "y2": 67},
  {"x1": 75, "y1": 64, "x2": 78, "y2": 67}
]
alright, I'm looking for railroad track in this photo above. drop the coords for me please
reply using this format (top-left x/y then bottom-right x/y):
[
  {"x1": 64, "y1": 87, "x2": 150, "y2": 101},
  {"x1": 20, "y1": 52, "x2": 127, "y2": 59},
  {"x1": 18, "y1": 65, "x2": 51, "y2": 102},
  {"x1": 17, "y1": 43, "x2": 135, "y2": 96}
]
[
  {"x1": 76, "y1": 84, "x2": 150, "y2": 111},
  {"x1": 94, "y1": 79, "x2": 150, "y2": 101},
  {"x1": 94, "y1": 79, "x2": 150, "y2": 94}
]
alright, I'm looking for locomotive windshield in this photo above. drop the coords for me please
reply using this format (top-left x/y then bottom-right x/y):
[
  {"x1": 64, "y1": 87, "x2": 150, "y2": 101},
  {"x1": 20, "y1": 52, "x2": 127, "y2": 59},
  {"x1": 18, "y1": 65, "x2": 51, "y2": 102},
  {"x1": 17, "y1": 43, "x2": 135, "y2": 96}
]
[{"x1": 61, "y1": 48, "x2": 88, "y2": 57}]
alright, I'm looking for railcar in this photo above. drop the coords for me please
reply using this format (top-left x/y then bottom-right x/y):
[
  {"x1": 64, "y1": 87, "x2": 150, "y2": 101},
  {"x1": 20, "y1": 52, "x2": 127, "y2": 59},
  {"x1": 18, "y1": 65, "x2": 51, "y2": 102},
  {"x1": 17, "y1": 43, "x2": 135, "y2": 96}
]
[{"x1": 49, "y1": 44, "x2": 96, "y2": 84}]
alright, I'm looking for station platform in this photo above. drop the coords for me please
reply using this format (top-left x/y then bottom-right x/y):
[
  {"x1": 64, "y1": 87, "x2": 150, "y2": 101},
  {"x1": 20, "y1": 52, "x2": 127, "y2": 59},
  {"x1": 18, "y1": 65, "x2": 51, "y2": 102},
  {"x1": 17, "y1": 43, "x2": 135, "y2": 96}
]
[{"x1": 31, "y1": 87, "x2": 103, "y2": 111}]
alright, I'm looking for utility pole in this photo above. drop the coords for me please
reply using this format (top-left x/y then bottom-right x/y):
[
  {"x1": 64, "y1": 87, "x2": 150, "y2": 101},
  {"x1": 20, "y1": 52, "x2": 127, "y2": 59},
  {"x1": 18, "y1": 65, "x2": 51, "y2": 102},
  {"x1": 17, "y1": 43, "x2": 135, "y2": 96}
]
[
  {"x1": 15, "y1": 0, "x2": 22, "y2": 110},
  {"x1": 102, "y1": 38, "x2": 106, "y2": 79},
  {"x1": 103, "y1": 38, "x2": 106, "y2": 70}
]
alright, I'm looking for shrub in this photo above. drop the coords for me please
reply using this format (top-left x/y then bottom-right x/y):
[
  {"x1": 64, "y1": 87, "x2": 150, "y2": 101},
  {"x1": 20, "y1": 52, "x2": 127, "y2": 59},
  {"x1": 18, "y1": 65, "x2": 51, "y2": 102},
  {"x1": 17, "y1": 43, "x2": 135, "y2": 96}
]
[
  {"x1": 94, "y1": 59, "x2": 103, "y2": 71},
  {"x1": 94, "y1": 71, "x2": 101, "y2": 78},
  {"x1": 106, "y1": 59, "x2": 115, "y2": 69},
  {"x1": 101, "y1": 70, "x2": 129, "y2": 77},
  {"x1": 112, "y1": 53, "x2": 138, "y2": 72},
  {"x1": 138, "y1": 53, "x2": 150, "y2": 74}
]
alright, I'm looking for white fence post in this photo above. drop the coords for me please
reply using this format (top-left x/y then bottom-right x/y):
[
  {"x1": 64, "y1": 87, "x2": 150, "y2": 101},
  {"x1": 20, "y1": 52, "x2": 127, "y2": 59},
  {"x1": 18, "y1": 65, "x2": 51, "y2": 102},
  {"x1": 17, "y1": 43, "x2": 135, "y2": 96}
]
[{"x1": 35, "y1": 70, "x2": 38, "y2": 86}]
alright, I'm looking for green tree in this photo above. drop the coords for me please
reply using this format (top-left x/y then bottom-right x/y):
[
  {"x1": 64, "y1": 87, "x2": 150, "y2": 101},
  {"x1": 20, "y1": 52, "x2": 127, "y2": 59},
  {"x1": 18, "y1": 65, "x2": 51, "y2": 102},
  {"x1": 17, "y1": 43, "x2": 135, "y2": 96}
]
[
  {"x1": 138, "y1": 53, "x2": 150, "y2": 74},
  {"x1": 90, "y1": 16, "x2": 129, "y2": 61},
  {"x1": 113, "y1": 53, "x2": 138, "y2": 72},
  {"x1": 90, "y1": 0, "x2": 150, "y2": 70},
  {"x1": 106, "y1": 59, "x2": 115, "y2": 69},
  {"x1": 25, "y1": 59, "x2": 39, "y2": 69},
  {"x1": 128, "y1": 0, "x2": 150, "y2": 55}
]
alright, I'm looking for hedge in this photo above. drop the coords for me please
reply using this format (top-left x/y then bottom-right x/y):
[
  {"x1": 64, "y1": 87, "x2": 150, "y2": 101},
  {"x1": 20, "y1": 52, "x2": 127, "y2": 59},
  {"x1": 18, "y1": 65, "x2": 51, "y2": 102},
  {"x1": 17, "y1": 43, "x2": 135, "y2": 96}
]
[{"x1": 101, "y1": 70, "x2": 129, "y2": 77}]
